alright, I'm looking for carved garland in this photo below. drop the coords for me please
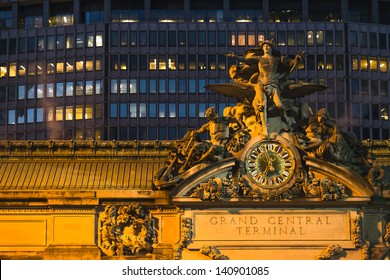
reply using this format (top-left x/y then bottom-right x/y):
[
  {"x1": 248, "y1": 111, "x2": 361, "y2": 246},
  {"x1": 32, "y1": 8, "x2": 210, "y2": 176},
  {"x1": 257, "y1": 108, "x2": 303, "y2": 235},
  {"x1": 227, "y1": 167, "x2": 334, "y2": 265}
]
[
  {"x1": 173, "y1": 217, "x2": 193, "y2": 260},
  {"x1": 199, "y1": 245, "x2": 229, "y2": 260},
  {"x1": 188, "y1": 168, "x2": 348, "y2": 202},
  {"x1": 315, "y1": 244, "x2": 344, "y2": 260},
  {"x1": 98, "y1": 204, "x2": 155, "y2": 257},
  {"x1": 351, "y1": 214, "x2": 370, "y2": 260}
]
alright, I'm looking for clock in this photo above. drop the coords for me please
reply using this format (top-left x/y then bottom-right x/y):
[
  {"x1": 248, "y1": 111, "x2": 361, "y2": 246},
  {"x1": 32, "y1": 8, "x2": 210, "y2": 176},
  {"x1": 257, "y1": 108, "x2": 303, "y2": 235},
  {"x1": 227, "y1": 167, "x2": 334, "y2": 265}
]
[{"x1": 243, "y1": 138, "x2": 297, "y2": 189}]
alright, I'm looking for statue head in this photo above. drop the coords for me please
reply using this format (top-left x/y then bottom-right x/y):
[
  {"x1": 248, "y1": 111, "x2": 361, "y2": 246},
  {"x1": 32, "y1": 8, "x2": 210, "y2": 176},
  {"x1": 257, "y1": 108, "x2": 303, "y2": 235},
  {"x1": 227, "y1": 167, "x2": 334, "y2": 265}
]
[
  {"x1": 258, "y1": 39, "x2": 275, "y2": 52},
  {"x1": 316, "y1": 108, "x2": 332, "y2": 125},
  {"x1": 205, "y1": 106, "x2": 218, "y2": 120}
]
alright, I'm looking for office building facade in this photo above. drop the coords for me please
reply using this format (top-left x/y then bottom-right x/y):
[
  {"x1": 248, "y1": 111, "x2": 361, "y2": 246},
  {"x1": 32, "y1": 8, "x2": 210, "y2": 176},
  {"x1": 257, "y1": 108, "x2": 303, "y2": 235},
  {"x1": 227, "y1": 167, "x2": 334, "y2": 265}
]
[{"x1": 0, "y1": 0, "x2": 390, "y2": 141}]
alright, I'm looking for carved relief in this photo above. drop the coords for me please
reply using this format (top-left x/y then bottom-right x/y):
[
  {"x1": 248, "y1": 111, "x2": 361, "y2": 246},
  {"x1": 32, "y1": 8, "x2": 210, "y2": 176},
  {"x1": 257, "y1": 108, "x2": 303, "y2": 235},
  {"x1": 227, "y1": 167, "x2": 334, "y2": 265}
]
[
  {"x1": 352, "y1": 214, "x2": 370, "y2": 260},
  {"x1": 98, "y1": 204, "x2": 154, "y2": 257},
  {"x1": 384, "y1": 221, "x2": 390, "y2": 246},
  {"x1": 315, "y1": 244, "x2": 344, "y2": 260},
  {"x1": 173, "y1": 217, "x2": 193, "y2": 260},
  {"x1": 199, "y1": 245, "x2": 229, "y2": 260}
]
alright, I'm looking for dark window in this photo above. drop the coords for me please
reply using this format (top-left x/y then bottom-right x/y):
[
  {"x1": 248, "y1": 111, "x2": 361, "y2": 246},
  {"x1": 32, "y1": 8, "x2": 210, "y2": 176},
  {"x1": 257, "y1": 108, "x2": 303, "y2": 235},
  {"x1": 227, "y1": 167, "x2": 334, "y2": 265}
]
[
  {"x1": 111, "y1": 31, "x2": 118, "y2": 47},
  {"x1": 149, "y1": 31, "x2": 157, "y2": 46}
]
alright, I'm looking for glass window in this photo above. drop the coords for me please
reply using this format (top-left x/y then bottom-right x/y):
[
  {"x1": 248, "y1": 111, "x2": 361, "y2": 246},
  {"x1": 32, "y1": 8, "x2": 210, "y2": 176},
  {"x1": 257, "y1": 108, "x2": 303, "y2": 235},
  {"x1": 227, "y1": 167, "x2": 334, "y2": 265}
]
[
  {"x1": 76, "y1": 33, "x2": 84, "y2": 48},
  {"x1": 66, "y1": 82, "x2": 73, "y2": 96},
  {"x1": 352, "y1": 103, "x2": 360, "y2": 119},
  {"x1": 96, "y1": 32, "x2": 103, "y2": 47},
  {"x1": 76, "y1": 81, "x2": 83, "y2": 96},
  {"x1": 65, "y1": 106, "x2": 73, "y2": 120},
  {"x1": 56, "y1": 106, "x2": 63, "y2": 121},
  {"x1": 189, "y1": 79, "x2": 196, "y2": 93},
  {"x1": 75, "y1": 105, "x2": 83, "y2": 120},
  {"x1": 37, "y1": 84, "x2": 45, "y2": 99},
  {"x1": 189, "y1": 55, "x2": 196, "y2": 70},
  {"x1": 36, "y1": 108, "x2": 43, "y2": 122},
  {"x1": 199, "y1": 79, "x2": 206, "y2": 93},
  {"x1": 158, "y1": 31, "x2": 166, "y2": 47},
  {"x1": 46, "y1": 83, "x2": 54, "y2": 98},
  {"x1": 380, "y1": 81, "x2": 388, "y2": 97},
  {"x1": 335, "y1": 31, "x2": 343, "y2": 46},
  {"x1": 360, "y1": 32, "x2": 367, "y2": 48},
  {"x1": 169, "y1": 103, "x2": 176, "y2": 118},
  {"x1": 18, "y1": 85, "x2": 25, "y2": 100},
  {"x1": 120, "y1": 103, "x2": 127, "y2": 118},
  {"x1": 179, "y1": 79, "x2": 186, "y2": 94},
  {"x1": 198, "y1": 55, "x2": 206, "y2": 70},
  {"x1": 159, "y1": 103, "x2": 166, "y2": 118},
  {"x1": 56, "y1": 82, "x2": 64, "y2": 97},
  {"x1": 369, "y1": 32, "x2": 377, "y2": 49},
  {"x1": 381, "y1": 105, "x2": 389, "y2": 121},
  {"x1": 76, "y1": 58, "x2": 84, "y2": 72},
  {"x1": 326, "y1": 55, "x2": 334, "y2": 70},
  {"x1": 360, "y1": 56, "x2": 368, "y2": 71},
  {"x1": 17, "y1": 109, "x2": 25, "y2": 124},
  {"x1": 158, "y1": 56, "x2": 166, "y2": 70},
  {"x1": 199, "y1": 103, "x2": 206, "y2": 117},
  {"x1": 168, "y1": 79, "x2": 176, "y2": 94},
  {"x1": 110, "y1": 31, "x2": 118, "y2": 47},
  {"x1": 66, "y1": 58, "x2": 74, "y2": 73},
  {"x1": 96, "y1": 80, "x2": 103, "y2": 95},
  {"x1": 28, "y1": 61, "x2": 36, "y2": 76},
  {"x1": 139, "y1": 79, "x2": 146, "y2": 94},
  {"x1": 110, "y1": 103, "x2": 118, "y2": 118},
  {"x1": 380, "y1": 58, "x2": 388, "y2": 72},
  {"x1": 178, "y1": 55, "x2": 186, "y2": 70},
  {"x1": 218, "y1": 31, "x2": 226, "y2": 46},
  {"x1": 28, "y1": 85, "x2": 35, "y2": 99},
  {"x1": 85, "y1": 81, "x2": 93, "y2": 95},
  {"x1": 111, "y1": 79, "x2": 118, "y2": 94},
  {"x1": 287, "y1": 31, "x2": 295, "y2": 46},
  {"x1": 316, "y1": 31, "x2": 324, "y2": 45},
  {"x1": 168, "y1": 55, "x2": 176, "y2": 70},
  {"x1": 129, "y1": 103, "x2": 137, "y2": 118},
  {"x1": 159, "y1": 79, "x2": 166, "y2": 93},
  {"x1": 139, "y1": 31, "x2": 147, "y2": 46},
  {"x1": 179, "y1": 103, "x2": 186, "y2": 118},
  {"x1": 130, "y1": 31, "x2": 137, "y2": 46},
  {"x1": 140, "y1": 103, "x2": 146, "y2": 118},
  {"x1": 56, "y1": 60, "x2": 64, "y2": 73},
  {"x1": 297, "y1": 31, "x2": 305, "y2": 46},
  {"x1": 120, "y1": 31, "x2": 128, "y2": 47},
  {"x1": 85, "y1": 57, "x2": 93, "y2": 71},
  {"x1": 95, "y1": 104, "x2": 102, "y2": 119},
  {"x1": 149, "y1": 103, "x2": 156, "y2": 118},
  {"x1": 149, "y1": 31, "x2": 157, "y2": 46},
  {"x1": 189, "y1": 103, "x2": 196, "y2": 117},
  {"x1": 66, "y1": 34, "x2": 74, "y2": 49},
  {"x1": 178, "y1": 31, "x2": 186, "y2": 46},
  {"x1": 119, "y1": 79, "x2": 127, "y2": 94},
  {"x1": 307, "y1": 31, "x2": 314, "y2": 46},
  {"x1": 56, "y1": 35, "x2": 64, "y2": 50},
  {"x1": 189, "y1": 31, "x2": 196, "y2": 46},
  {"x1": 370, "y1": 57, "x2": 378, "y2": 71},
  {"x1": 8, "y1": 110, "x2": 15, "y2": 124}
]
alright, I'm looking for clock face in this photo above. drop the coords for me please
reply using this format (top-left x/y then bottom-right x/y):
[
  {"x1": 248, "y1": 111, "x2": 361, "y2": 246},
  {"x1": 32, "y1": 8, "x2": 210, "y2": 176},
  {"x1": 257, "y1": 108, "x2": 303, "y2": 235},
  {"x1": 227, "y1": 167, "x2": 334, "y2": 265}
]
[{"x1": 245, "y1": 140, "x2": 296, "y2": 189}]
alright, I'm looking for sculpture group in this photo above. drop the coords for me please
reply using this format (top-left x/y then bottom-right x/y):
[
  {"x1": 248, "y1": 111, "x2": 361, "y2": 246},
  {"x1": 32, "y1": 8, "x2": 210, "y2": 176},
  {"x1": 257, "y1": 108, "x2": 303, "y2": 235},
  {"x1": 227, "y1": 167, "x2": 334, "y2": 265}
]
[{"x1": 154, "y1": 39, "x2": 387, "y2": 198}]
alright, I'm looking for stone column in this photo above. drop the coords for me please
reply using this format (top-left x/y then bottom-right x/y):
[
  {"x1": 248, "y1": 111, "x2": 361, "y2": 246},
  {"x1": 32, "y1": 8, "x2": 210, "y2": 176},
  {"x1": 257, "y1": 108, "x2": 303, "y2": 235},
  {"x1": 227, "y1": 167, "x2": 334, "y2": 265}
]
[{"x1": 302, "y1": 0, "x2": 309, "y2": 21}]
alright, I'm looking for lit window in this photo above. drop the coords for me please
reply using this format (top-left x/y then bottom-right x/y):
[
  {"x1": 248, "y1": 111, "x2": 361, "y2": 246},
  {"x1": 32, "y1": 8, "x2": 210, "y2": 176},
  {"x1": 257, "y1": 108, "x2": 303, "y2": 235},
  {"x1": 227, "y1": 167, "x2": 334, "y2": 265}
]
[
  {"x1": 85, "y1": 57, "x2": 93, "y2": 71},
  {"x1": 199, "y1": 103, "x2": 206, "y2": 118},
  {"x1": 120, "y1": 55, "x2": 127, "y2": 70},
  {"x1": 37, "y1": 61, "x2": 44, "y2": 75},
  {"x1": 238, "y1": 31, "x2": 246, "y2": 46},
  {"x1": 307, "y1": 31, "x2": 314, "y2": 46},
  {"x1": 380, "y1": 58, "x2": 387, "y2": 72},
  {"x1": 317, "y1": 55, "x2": 325, "y2": 70},
  {"x1": 168, "y1": 55, "x2": 176, "y2": 70},
  {"x1": 66, "y1": 59, "x2": 74, "y2": 73},
  {"x1": 76, "y1": 59, "x2": 84, "y2": 72},
  {"x1": 47, "y1": 61, "x2": 55, "y2": 74},
  {"x1": 66, "y1": 34, "x2": 74, "y2": 49},
  {"x1": 75, "y1": 105, "x2": 83, "y2": 120},
  {"x1": 352, "y1": 56, "x2": 358, "y2": 71},
  {"x1": 159, "y1": 79, "x2": 166, "y2": 93},
  {"x1": 381, "y1": 105, "x2": 389, "y2": 121},
  {"x1": 65, "y1": 106, "x2": 73, "y2": 120},
  {"x1": 96, "y1": 32, "x2": 103, "y2": 47},
  {"x1": 85, "y1": 105, "x2": 93, "y2": 119},
  {"x1": 369, "y1": 57, "x2": 378, "y2": 71},
  {"x1": 230, "y1": 32, "x2": 236, "y2": 46},
  {"x1": 95, "y1": 56, "x2": 103, "y2": 71},
  {"x1": 169, "y1": 79, "x2": 176, "y2": 94},
  {"x1": 18, "y1": 63, "x2": 26, "y2": 76},
  {"x1": 0, "y1": 64, "x2": 7, "y2": 78},
  {"x1": 149, "y1": 56, "x2": 157, "y2": 70},
  {"x1": 120, "y1": 103, "x2": 127, "y2": 118},
  {"x1": 110, "y1": 79, "x2": 118, "y2": 94},
  {"x1": 248, "y1": 32, "x2": 256, "y2": 46},
  {"x1": 360, "y1": 56, "x2": 368, "y2": 71},
  {"x1": 76, "y1": 33, "x2": 84, "y2": 48},
  {"x1": 56, "y1": 61, "x2": 64, "y2": 73},
  {"x1": 159, "y1": 56, "x2": 167, "y2": 70},
  {"x1": 277, "y1": 31, "x2": 286, "y2": 46},
  {"x1": 316, "y1": 31, "x2": 324, "y2": 45},
  {"x1": 47, "y1": 107, "x2": 54, "y2": 122},
  {"x1": 56, "y1": 107, "x2": 63, "y2": 121}
]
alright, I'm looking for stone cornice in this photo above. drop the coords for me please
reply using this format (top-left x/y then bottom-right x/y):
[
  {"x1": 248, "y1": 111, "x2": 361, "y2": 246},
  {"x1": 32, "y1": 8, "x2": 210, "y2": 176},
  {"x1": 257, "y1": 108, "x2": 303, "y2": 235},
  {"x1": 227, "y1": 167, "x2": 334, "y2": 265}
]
[{"x1": 0, "y1": 140, "x2": 173, "y2": 158}]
